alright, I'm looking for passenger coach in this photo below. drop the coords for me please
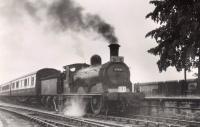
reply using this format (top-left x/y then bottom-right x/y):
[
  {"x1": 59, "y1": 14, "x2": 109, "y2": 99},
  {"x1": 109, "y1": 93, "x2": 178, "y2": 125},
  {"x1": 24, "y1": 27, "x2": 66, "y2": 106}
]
[{"x1": 0, "y1": 68, "x2": 61, "y2": 99}]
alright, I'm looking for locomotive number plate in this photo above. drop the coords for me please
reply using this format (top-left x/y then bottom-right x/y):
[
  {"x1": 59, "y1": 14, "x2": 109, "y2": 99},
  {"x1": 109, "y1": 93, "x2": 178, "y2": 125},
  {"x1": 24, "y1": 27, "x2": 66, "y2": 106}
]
[
  {"x1": 118, "y1": 86, "x2": 126, "y2": 92},
  {"x1": 114, "y1": 67, "x2": 123, "y2": 72}
]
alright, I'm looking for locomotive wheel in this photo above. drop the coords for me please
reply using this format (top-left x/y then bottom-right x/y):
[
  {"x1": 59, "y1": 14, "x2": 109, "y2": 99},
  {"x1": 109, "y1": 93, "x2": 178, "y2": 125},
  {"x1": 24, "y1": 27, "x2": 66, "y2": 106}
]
[
  {"x1": 45, "y1": 96, "x2": 51, "y2": 108},
  {"x1": 52, "y1": 96, "x2": 58, "y2": 111},
  {"x1": 77, "y1": 86, "x2": 87, "y2": 94},
  {"x1": 118, "y1": 101, "x2": 127, "y2": 114},
  {"x1": 90, "y1": 96, "x2": 103, "y2": 115},
  {"x1": 41, "y1": 96, "x2": 46, "y2": 106}
]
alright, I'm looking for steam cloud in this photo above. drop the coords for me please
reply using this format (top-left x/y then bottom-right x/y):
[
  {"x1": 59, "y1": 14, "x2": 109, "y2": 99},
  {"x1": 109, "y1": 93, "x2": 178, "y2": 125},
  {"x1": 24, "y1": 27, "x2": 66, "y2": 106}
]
[
  {"x1": 63, "y1": 96, "x2": 86, "y2": 117},
  {"x1": 1, "y1": 0, "x2": 118, "y2": 44}
]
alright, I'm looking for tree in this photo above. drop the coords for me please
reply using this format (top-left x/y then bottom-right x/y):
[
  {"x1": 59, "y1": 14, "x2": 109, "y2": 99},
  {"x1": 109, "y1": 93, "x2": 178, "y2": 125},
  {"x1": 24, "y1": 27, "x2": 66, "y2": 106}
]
[{"x1": 146, "y1": 0, "x2": 200, "y2": 86}]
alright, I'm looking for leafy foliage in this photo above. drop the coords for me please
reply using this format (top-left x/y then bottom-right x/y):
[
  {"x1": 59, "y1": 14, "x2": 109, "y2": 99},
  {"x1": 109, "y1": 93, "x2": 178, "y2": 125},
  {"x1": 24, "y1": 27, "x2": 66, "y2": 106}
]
[{"x1": 146, "y1": 0, "x2": 200, "y2": 72}]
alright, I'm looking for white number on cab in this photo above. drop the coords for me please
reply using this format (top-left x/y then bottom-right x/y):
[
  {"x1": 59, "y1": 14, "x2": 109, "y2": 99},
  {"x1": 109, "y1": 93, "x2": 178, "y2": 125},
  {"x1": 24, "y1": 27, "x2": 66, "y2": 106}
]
[{"x1": 118, "y1": 86, "x2": 126, "y2": 93}]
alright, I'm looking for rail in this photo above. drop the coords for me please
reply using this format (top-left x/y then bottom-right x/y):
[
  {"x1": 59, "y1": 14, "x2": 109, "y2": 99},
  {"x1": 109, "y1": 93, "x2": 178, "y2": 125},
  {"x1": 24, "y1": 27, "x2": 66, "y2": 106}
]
[
  {"x1": 129, "y1": 114, "x2": 200, "y2": 126},
  {"x1": 85, "y1": 114, "x2": 185, "y2": 127},
  {"x1": 0, "y1": 103, "x2": 127, "y2": 127}
]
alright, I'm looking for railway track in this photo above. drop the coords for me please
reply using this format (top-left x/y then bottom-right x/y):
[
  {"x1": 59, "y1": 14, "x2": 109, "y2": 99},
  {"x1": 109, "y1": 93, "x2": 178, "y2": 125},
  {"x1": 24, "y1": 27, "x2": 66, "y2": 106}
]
[
  {"x1": 0, "y1": 102, "x2": 199, "y2": 127},
  {"x1": 85, "y1": 113, "x2": 200, "y2": 127},
  {"x1": 0, "y1": 103, "x2": 133, "y2": 127},
  {"x1": 129, "y1": 114, "x2": 200, "y2": 127}
]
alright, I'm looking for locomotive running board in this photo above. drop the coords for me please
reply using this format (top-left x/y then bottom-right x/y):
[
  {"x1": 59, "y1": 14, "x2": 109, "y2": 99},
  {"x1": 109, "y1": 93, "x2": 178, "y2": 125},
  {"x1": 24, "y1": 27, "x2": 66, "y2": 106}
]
[
  {"x1": 58, "y1": 93, "x2": 102, "y2": 99},
  {"x1": 61, "y1": 93, "x2": 102, "y2": 96},
  {"x1": 145, "y1": 96, "x2": 200, "y2": 101}
]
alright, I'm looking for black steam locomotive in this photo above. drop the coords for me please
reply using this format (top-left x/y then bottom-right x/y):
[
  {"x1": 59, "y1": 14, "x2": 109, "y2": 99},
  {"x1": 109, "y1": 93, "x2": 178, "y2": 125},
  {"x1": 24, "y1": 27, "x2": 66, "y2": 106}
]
[{"x1": 0, "y1": 44, "x2": 144, "y2": 115}]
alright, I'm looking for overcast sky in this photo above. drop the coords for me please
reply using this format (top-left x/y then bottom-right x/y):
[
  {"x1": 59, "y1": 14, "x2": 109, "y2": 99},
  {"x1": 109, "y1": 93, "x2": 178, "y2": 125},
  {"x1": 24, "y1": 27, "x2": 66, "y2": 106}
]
[{"x1": 0, "y1": 0, "x2": 197, "y2": 83}]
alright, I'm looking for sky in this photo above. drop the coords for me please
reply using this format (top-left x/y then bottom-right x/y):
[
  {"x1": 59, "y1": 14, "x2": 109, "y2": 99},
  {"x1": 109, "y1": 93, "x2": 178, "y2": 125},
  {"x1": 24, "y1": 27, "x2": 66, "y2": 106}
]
[{"x1": 0, "y1": 0, "x2": 197, "y2": 84}]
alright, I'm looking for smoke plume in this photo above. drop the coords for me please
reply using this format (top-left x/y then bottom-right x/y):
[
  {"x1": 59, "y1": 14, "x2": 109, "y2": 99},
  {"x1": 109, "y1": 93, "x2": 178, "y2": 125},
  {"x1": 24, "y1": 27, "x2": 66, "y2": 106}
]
[
  {"x1": 47, "y1": 0, "x2": 118, "y2": 43},
  {"x1": 1, "y1": 0, "x2": 118, "y2": 44},
  {"x1": 63, "y1": 96, "x2": 86, "y2": 117}
]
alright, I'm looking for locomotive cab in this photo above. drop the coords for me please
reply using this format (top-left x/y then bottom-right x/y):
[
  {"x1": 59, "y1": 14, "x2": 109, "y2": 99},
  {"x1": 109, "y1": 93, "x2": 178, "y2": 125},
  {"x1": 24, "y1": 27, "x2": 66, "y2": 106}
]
[{"x1": 63, "y1": 63, "x2": 89, "y2": 93}]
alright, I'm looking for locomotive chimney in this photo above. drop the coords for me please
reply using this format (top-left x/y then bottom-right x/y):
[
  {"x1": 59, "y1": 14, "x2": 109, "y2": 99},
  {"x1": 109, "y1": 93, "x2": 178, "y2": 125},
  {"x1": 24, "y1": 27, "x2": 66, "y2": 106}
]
[{"x1": 109, "y1": 43, "x2": 120, "y2": 58}]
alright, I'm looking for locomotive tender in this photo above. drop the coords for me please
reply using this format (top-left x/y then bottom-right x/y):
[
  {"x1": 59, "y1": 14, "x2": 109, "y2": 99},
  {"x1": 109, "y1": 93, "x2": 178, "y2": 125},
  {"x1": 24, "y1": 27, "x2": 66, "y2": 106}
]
[{"x1": 0, "y1": 44, "x2": 143, "y2": 114}]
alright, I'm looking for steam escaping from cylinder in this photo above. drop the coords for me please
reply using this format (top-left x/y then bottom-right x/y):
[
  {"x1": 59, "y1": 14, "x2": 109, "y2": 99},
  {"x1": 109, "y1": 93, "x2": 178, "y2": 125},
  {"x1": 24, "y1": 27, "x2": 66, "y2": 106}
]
[{"x1": 63, "y1": 96, "x2": 86, "y2": 117}]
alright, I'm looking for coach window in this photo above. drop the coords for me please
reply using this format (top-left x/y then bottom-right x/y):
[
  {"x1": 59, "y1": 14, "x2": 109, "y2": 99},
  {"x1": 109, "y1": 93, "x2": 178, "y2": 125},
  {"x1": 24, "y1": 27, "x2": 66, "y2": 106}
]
[
  {"x1": 5, "y1": 85, "x2": 9, "y2": 91},
  {"x1": 6, "y1": 85, "x2": 8, "y2": 90},
  {"x1": 24, "y1": 79, "x2": 27, "y2": 87},
  {"x1": 27, "y1": 78, "x2": 29, "y2": 86},
  {"x1": 16, "y1": 81, "x2": 19, "y2": 88},
  {"x1": 21, "y1": 80, "x2": 23, "y2": 87},
  {"x1": 19, "y1": 81, "x2": 20, "y2": 87},
  {"x1": 12, "y1": 83, "x2": 15, "y2": 89},
  {"x1": 31, "y1": 77, "x2": 34, "y2": 86},
  {"x1": 4, "y1": 86, "x2": 6, "y2": 90}
]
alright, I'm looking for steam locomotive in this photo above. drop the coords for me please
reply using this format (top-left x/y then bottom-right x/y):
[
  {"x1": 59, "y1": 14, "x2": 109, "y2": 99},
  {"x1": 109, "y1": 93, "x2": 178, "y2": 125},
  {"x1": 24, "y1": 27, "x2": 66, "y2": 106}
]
[{"x1": 0, "y1": 44, "x2": 144, "y2": 115}]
